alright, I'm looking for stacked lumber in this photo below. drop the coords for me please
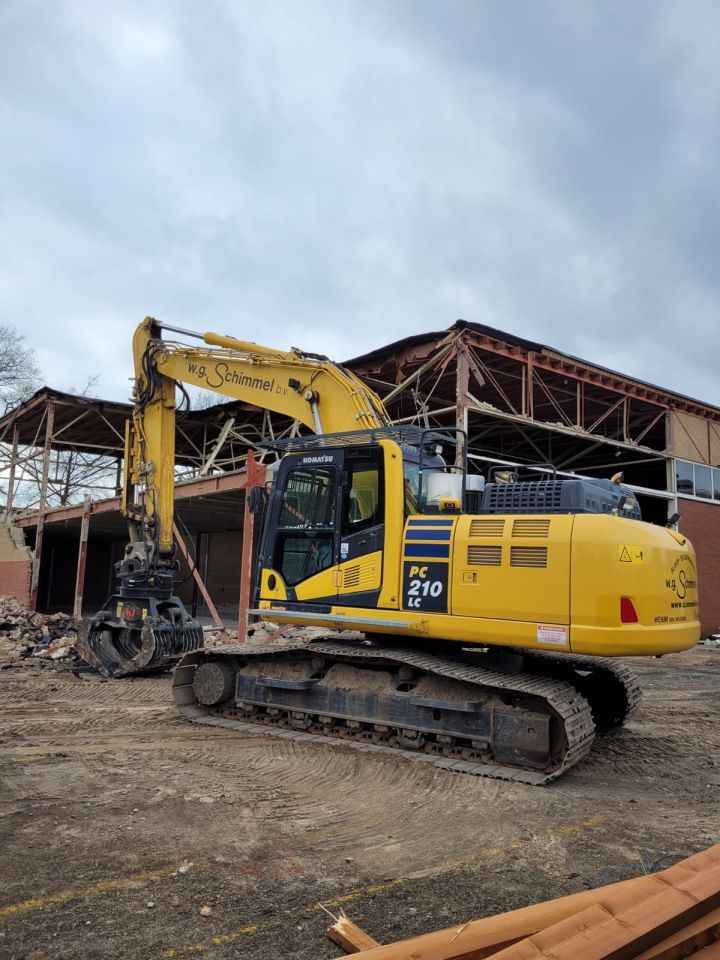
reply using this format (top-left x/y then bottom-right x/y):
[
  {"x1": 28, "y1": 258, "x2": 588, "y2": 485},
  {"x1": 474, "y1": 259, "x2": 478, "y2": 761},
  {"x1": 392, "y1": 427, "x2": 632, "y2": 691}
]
[{"x1": 329, "y1": 843, "x2": 720, "y2": 959}]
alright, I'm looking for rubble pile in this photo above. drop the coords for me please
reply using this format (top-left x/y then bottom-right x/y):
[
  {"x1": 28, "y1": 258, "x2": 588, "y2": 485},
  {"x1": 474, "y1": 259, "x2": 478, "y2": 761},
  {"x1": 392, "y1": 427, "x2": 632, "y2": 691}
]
[
  {"x1": 203, "y1": 620, "x2": 285, "y2": 647},
  {"x1": 203, "y1": 621, "x2": 351, "y2": 647},
  {"x1": 0, "y1": 596, "x2": 80, "y2": 666}
]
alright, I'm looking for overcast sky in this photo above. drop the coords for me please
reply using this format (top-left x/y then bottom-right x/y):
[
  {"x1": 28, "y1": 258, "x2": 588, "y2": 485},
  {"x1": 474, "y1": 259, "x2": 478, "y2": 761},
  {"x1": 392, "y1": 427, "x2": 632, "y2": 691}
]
[{"x1": 1, "y1": 0, "x2": 719, "y2": 406}]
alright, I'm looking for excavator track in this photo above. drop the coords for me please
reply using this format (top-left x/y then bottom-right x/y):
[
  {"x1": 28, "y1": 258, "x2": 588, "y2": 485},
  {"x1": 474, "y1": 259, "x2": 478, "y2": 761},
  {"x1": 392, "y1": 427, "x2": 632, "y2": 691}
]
[
  {"x1": 173, "y1": 639, "x2": 596, "y2": 785},
  {"x1": 520, "y1": 651, "x2": 642, "y2": 734}
]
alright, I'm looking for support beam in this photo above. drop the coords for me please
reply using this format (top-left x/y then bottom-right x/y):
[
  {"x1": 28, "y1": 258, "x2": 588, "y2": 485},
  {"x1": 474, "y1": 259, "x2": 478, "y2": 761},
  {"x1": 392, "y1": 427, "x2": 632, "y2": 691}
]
[
  {"x1": 455, "y1": 340, "x2": 469, "y2": 467},
  {"x1": 29, "y1": 399, "x2": 55, "y2": 611},
  {"x1": 172, "y1": 520, "x2": 229, "y2": 640},
  {"x1": 527, "y1": 352, "x2": 535, "y2": 419},
  {"x1": 3, "y1": 424, "x2": 19, "y2": 522},
  {"x1": 468, "y1": 348, "x2": 518, "y2": 415},
  {"x1": 73, "y1": 495, "x2": 91, "y2": 618},
  {"x1": 633, "y1": 408, "x2": 668, "y2": 447},
  {"x1": 586, "y1": 395, "x2": 626, "y2": 437},
  {"x1": 238, "y1": 453, "x2": 267, "y2": 642},
  {"x1": 382, "y1": 337, "x2": 456, "y2": 405},
  {"x1": 199, "y1": 416, "x2": 235, "y2": 476},
  {"x1": 533, "y1": 371, "x2": 575, "y2": 427}
]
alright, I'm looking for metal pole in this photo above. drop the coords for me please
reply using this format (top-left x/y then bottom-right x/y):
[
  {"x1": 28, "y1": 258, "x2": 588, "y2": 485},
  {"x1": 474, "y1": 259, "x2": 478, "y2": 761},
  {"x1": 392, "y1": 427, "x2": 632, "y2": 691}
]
[
  {"x1": 455, "y1": 340, "x2": 470, "y2": 468},
  {"x1": 527, "y1": 352, "x2": 535, "y2": 420},
  {"x1": 173, "y1": 520, "x2": 229, "y2": 640},
  {"x1": 3, "y1": 424, "x2": 19, "y2": 523},
  {"x1": 191, "y1": 531, "x2": 202, "y2": 617},
  {"x1": 73, "y1": 495, "x2": 91, "y2": 618},
  {"x1": 237, "y1": 453, "x2": 256, "y2": 643},
  {"x1": 29, "y1": 400, "x2": 55, "y2": 611}
]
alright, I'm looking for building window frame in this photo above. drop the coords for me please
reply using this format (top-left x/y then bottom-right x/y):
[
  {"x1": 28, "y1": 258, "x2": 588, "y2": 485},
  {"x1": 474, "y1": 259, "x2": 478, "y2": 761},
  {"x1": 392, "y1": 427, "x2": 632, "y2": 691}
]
[{"x1": 673, "y1": 458, "x2": 720, "y2": 504}]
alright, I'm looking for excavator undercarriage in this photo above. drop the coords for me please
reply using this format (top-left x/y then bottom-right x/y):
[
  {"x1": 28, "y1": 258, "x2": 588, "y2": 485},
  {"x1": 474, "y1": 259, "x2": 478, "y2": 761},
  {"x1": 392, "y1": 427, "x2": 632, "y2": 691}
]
[{"x1": 173, "y1": 636, "x2": 640, "y2": 784}]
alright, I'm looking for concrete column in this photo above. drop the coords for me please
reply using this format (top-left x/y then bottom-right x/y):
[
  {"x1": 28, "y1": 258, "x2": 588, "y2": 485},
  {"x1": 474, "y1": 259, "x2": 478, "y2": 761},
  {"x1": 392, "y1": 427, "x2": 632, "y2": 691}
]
[
  {"x1": 73, "y1": 495, "x2": 91, "y2": 618},
  {"x1": 29, "y1": 399, "x2": 55, "y2": 610}
]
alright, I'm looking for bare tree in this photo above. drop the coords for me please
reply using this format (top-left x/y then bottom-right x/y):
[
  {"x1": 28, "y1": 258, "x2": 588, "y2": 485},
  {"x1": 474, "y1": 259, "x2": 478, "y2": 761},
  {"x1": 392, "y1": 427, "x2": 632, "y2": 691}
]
[
  {"x1": 0, "y1": 325, "x2": 41, "y2": 415},
  {"x1": 4, "y1": 377, "x2": 121, "y2": 512},
  {"x1": 41, "y1": 377, "x2": 121, "y2": 506},
  {"x1": 188, "y1": 387, "x2": 225, "y2": 410}
]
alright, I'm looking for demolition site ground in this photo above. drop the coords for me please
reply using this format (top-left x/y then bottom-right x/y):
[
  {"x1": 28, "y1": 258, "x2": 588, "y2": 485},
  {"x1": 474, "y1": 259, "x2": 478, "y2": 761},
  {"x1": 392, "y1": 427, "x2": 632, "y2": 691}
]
[{"x1": 1, "y1": 646, "x2": 719, "y2": 959}]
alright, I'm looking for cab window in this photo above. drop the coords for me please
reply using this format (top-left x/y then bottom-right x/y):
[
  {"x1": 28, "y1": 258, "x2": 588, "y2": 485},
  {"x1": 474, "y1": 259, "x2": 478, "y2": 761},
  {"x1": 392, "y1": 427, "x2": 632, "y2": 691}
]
[
  {"x1": 275, "y1": 465, "x2": 336, "y2": 585},
  {"x1": 343, "y1": 455, "x2": 383, "y2": 533}
]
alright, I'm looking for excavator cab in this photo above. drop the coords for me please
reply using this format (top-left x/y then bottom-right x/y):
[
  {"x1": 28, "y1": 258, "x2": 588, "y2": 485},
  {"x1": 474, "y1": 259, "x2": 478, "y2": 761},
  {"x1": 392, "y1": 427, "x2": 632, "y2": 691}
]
[{"x1": 255, "y1": 428, "x2": 465, "y2": 614}]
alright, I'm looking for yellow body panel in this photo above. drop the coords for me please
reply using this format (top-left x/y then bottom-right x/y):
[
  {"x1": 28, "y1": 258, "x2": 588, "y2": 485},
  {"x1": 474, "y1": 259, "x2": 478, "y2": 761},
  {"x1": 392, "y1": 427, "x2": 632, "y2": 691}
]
[
  {"x1": 258, "y1": 510, "x2": 700, "y2": 658},
  {"x1": 452, "y1": 514, "x2": 572, "y2": 625},
  {"x1": 376, "y1": 440, "x2": 405, "y2": 609},
  {"x1": 570, "y1": 514, "x2": 699, "y2": 655},
  {"x1": 260, "y1": 598, "x2": 698, "y2": 657},
  {"x1": 294, "y1": 551, "x2": 383, "y2": 601},
  {"x1": 259, "y1": 569, "x2": 288, "y2": 602}
]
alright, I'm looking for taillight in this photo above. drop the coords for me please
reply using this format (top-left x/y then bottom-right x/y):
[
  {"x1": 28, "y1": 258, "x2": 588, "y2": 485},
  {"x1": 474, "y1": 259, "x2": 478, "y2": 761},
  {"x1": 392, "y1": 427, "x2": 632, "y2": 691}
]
[{"x1": 620, "y1": 597, "x2": 638, "y2": 623}]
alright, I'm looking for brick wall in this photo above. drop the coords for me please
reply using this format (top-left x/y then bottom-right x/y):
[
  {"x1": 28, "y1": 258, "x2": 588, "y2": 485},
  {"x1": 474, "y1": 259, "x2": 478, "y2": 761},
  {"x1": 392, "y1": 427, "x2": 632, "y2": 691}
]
[
  {"x1": 0, "y1": 525, "x2": 32, "y2": 606},
  {"x1": 678, "y1": 498, "x2": 720, "y2": 636}
]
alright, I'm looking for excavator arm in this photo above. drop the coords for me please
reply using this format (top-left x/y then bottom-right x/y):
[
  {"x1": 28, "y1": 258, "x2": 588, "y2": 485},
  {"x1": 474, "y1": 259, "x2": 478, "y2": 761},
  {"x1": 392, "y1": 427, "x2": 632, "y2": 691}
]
[
  {"x1": 125, "y1": 317, "x2": 388, "y2": 559},
  {"x1": 79, "y1": 316, "x2": 389, "y2": 676}
]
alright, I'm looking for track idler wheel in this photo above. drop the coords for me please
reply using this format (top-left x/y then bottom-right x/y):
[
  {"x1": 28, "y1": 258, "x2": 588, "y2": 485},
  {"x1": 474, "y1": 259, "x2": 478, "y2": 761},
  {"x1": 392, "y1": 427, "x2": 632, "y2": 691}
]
[{"x1": 193, "y1": 661, "x2": 235, "y2": 705}]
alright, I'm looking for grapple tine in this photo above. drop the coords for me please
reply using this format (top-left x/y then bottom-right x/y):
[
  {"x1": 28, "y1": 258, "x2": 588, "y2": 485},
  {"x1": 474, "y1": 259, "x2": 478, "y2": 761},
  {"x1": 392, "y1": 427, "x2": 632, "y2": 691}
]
[{"x1": 78, "y1": 597, "x2": 204, "y2": 677}]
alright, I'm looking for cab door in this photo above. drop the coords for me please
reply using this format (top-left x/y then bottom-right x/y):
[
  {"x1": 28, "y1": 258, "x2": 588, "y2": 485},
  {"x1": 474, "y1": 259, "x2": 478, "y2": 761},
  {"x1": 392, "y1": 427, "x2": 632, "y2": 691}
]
[
  {"x1": 335, "y1": 446, "x2": 384, "y2": 609},
  {"x1": 269, "y1": 456, "x2": 340, "y2": 601}
]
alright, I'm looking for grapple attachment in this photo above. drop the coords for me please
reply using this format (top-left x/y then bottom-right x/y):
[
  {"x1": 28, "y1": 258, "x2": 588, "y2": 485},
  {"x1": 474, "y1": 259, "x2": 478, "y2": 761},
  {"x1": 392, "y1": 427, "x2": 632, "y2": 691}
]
[{"x1": 78, "y1": 591, "x2": 203, "y2": 677}]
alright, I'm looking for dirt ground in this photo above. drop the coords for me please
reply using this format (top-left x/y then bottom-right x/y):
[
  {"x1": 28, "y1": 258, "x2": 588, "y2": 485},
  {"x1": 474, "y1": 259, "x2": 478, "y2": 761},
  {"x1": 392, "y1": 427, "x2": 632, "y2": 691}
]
[{"x1": 1, "y1": 646, "x2": 719, "y2": 960}]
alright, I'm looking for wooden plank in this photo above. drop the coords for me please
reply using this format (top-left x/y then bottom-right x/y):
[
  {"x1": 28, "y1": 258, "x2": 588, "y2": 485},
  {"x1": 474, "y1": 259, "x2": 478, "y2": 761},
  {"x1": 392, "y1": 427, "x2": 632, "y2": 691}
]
[
  {"x1": 342, "y1": 844, "x2": 720, "y2": 960},
  {"x1": 633, "y1": 906, "x2": 720, "y2": 959},
  {"x1": 488, "y1": 857, "x2": 720, "y2": 960},
  {"x1": 691, "y1": 942, "x2": 720, "y2": 957},
  {"x1": 328, "y1": 912, "x2": 381, "y2": 954},
  {"x1": 334, "y1": 873, "x2": 652, "y2": 960}
]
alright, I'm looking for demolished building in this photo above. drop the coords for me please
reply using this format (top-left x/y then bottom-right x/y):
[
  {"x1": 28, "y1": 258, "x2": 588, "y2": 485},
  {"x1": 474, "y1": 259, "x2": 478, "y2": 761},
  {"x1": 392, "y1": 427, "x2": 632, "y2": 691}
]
[{"x1": 1, "y1": 320, "x2": 719, "y2": 635}]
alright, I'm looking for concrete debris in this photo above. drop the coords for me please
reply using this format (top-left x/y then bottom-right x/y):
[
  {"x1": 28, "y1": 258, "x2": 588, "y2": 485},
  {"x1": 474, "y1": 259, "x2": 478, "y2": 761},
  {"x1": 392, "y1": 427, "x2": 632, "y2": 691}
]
[
  {"x1": 200, "y1": 905, "x2": 213, "y2": 917},
  {"x1": 0, "y1": 595, "x2": 80, "y2": 666},
  {"x1": 204, "y1": 622, "x2": 362, "y2": 647},
  {"x1": 0, "y1": 595, "x2": 364, "y2": 673},
  {"x1": 699, "y1": 635, "x2": 720, "y2": 649},
  {"x1": 203, "y1": 621, "x2": 286, "y2": 646}
]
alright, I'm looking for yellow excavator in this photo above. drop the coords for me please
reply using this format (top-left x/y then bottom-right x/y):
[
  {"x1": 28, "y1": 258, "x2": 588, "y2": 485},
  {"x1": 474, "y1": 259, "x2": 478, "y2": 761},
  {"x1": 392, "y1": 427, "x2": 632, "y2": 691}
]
[{"x1": 79, "y1": 317, "x2": 700, "y2": 783}]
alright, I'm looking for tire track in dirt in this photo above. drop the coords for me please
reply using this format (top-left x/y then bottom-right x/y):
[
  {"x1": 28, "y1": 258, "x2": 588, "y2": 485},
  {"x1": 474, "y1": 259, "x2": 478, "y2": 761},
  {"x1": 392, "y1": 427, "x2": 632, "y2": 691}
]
[{"x1": 3, "y1": 655, "x2": 719, "y2": 878}]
